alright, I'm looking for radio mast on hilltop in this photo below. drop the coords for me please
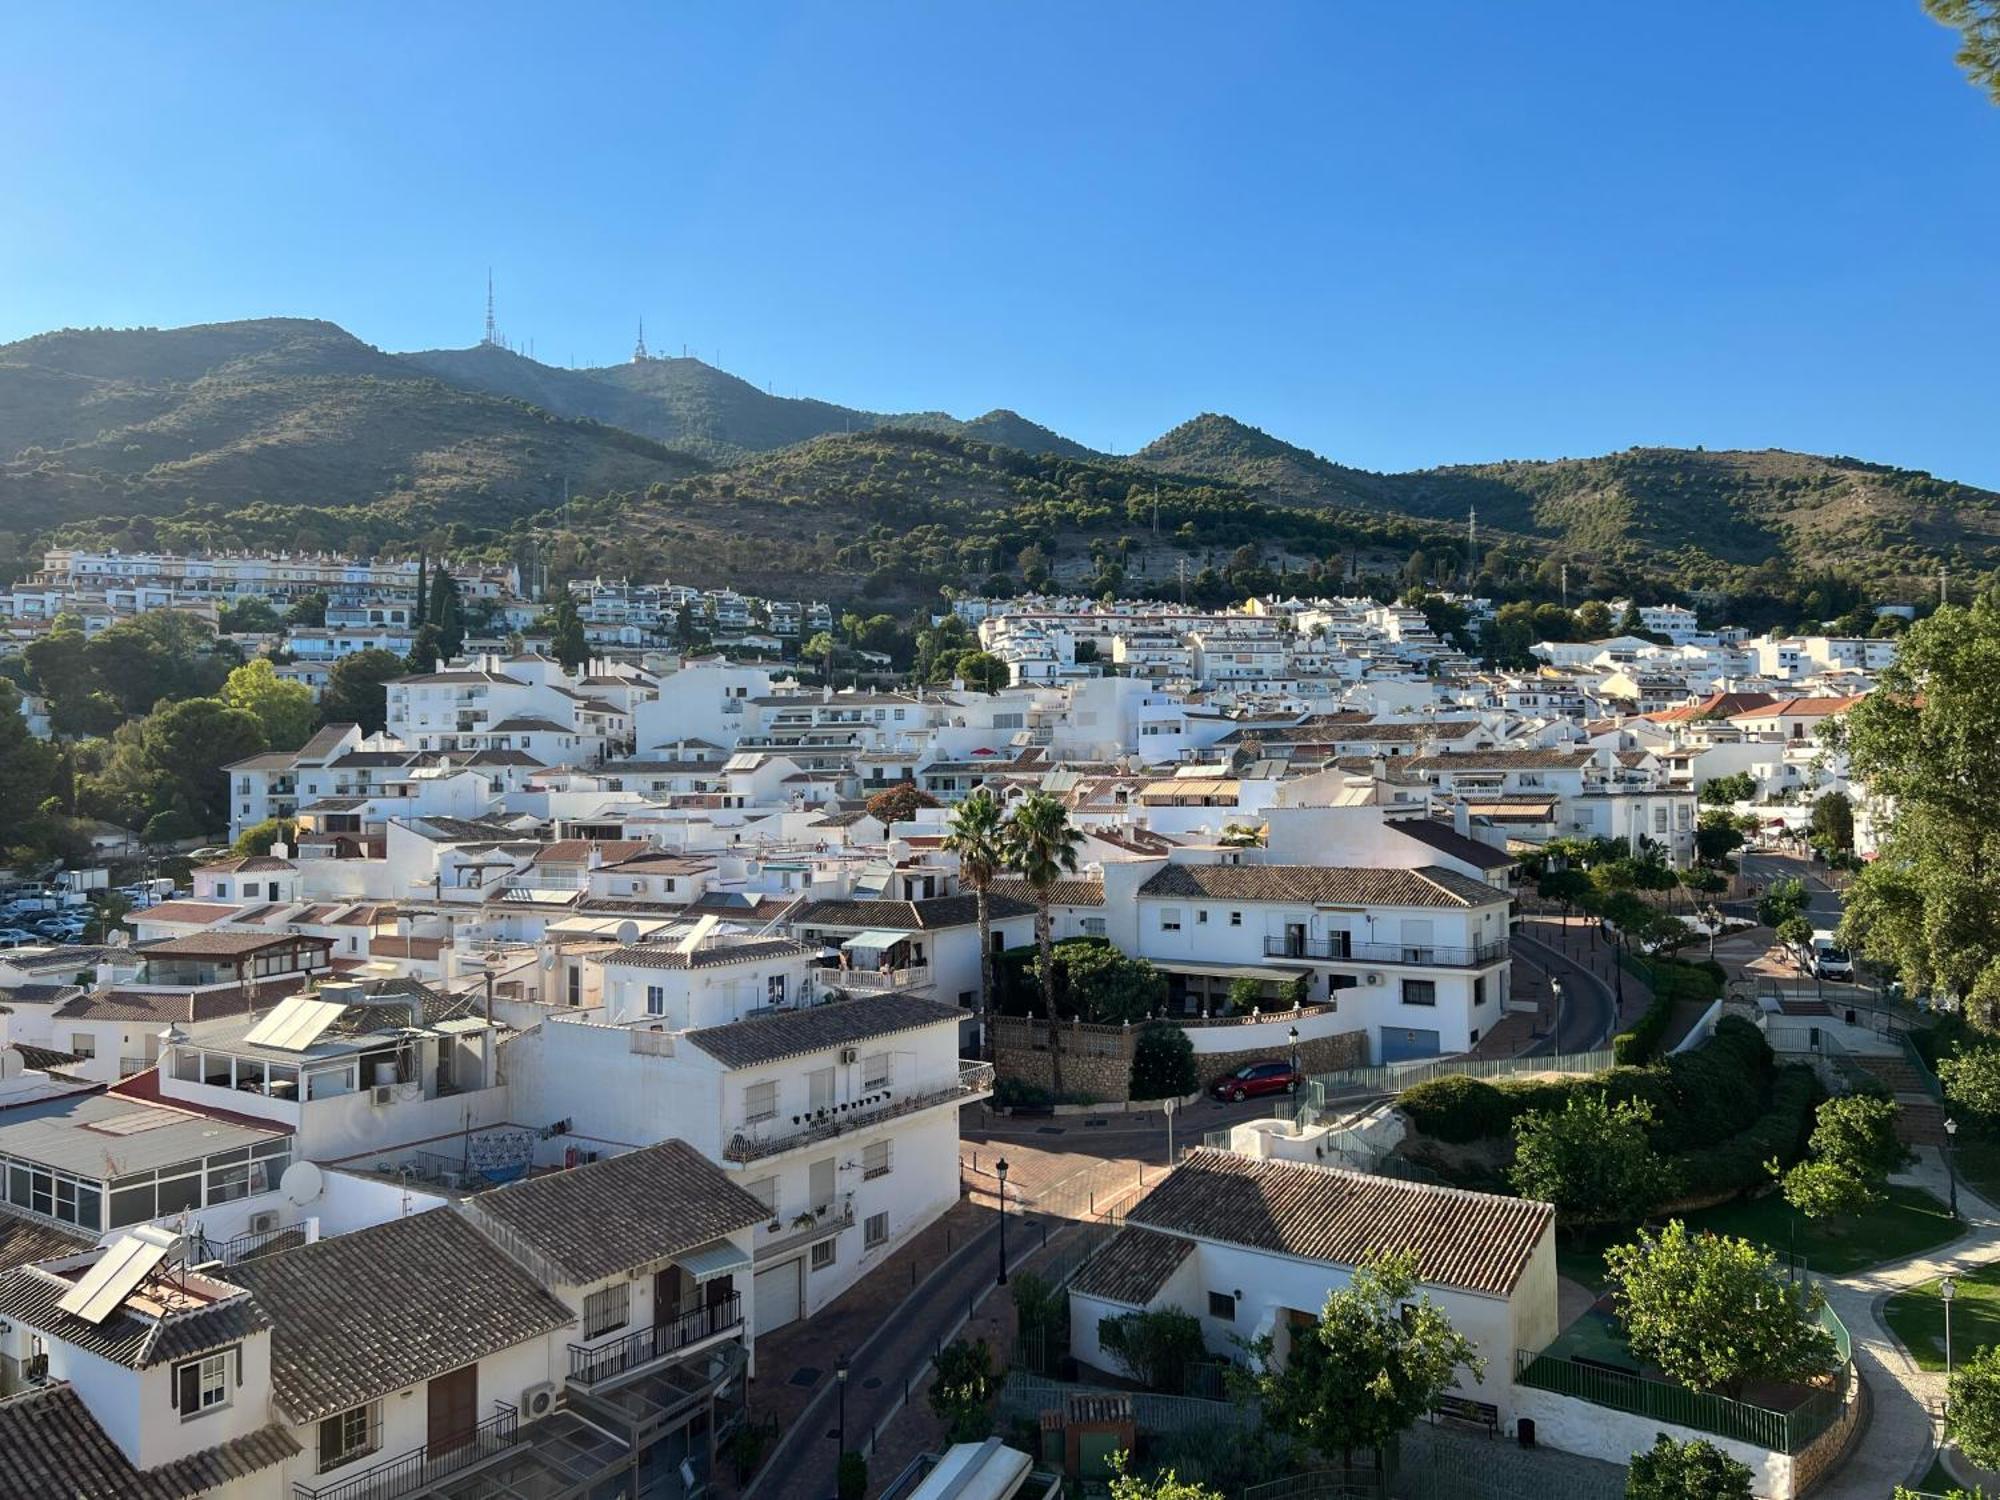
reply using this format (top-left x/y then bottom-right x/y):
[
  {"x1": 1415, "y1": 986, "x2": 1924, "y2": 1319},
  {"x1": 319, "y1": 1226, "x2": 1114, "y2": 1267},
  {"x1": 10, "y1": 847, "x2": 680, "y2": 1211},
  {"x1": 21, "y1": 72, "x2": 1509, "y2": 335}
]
[
  {"x1": 633, "y1": 318, "x2": 649, "y2": 363},
  {"x1": 483, "y1": 269, "x2": 497, "y2": 348}
]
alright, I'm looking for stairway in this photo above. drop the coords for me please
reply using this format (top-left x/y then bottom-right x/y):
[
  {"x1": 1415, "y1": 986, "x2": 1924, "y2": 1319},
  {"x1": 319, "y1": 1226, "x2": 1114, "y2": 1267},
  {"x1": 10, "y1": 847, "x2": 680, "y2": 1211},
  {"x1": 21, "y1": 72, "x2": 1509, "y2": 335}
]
[{"x1": 1896, "y1": 1101, "x2": 1950, "y2": 1147}]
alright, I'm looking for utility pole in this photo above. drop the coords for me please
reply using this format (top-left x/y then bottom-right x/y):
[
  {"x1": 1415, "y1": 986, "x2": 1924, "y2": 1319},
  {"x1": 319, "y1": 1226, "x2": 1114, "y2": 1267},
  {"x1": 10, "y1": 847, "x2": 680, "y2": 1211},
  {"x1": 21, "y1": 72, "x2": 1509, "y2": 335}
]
[{"x1": 1561, "y1": 563, "x2": 1569, "y2": 609}]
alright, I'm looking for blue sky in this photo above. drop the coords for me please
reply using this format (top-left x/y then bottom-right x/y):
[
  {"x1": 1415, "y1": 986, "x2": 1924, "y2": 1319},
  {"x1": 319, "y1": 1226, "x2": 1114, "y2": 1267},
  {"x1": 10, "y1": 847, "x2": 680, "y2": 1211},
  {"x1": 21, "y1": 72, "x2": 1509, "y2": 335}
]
[{"x1": 3, "y1": 2, "x2": 1995, "y2": 485}]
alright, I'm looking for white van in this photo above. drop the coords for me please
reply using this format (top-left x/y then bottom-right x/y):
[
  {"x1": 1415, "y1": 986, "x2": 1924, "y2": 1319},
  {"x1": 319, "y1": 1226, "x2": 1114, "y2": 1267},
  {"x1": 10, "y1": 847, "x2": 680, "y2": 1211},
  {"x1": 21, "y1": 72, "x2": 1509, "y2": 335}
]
[{"x1": 1810, "y1": 930, "x2": 1854, "y2": 982}]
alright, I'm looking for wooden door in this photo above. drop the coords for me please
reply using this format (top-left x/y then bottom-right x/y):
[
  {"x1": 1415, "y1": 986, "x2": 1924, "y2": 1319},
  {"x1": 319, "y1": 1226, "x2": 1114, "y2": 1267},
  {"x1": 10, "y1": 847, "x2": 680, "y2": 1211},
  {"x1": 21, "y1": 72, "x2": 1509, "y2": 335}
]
[{"x1": 427, "y1": 1364, "x2": 478, "y2": 1455}]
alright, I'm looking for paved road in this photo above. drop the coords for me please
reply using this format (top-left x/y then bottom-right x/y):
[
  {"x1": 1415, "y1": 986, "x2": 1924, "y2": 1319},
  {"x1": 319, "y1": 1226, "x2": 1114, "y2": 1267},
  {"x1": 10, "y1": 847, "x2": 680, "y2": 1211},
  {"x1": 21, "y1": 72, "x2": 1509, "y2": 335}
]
[{"x1": 1513, "y1": 928, "x2": 1621, "y2": 1054}]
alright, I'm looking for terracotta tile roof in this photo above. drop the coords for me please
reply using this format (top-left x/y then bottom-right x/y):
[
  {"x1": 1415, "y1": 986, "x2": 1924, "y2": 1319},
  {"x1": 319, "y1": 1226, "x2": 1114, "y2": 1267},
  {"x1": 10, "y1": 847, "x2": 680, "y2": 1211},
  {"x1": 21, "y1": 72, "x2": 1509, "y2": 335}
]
[
  {"x1": 533, "y1": 839, "x2": 649, "y2": 866},
  {"x1": 0, "y1": 1382, "x2": 299, "y2": 1500},
  {"x1": 1406, "y1": 749, "x2": 1597, "y2": 772},
  {"x1": 226, "y1": 1208, "x2": 573, "y2": 1422},
  {"x1": 189, "y1": 855, "x2": 296, "y2": 874},
  {"x1": 1730, "y1": 693, "x2": 1868, "y2": 719},
  {"x1": 1069, "y1": 1227, "x2": 1194, "y2": 1306},
  {"x1": 791, "y1": 894, "x2": 1033, "y2": 931},
  {"x1": 0, "y1": 1211, "x2": 90, "y2": 1274},
  {"x1": 1136, "y1": 863, "x2": 1502, "y2": 909},
  {"x1": 129, "y1": 901, "x2": 239, "y2": 925},
  {"x1": 1125, "y1": 1150, "x2": 1553, "y2": 1297},
  {"x1": 138, "y1": 931, "x2": 330, "y2": 959},
  {"x1": 0, "y1": 1265, "x2": 270, "y2": 1370},
  {"x1": 988, "y1": 878, "x2": 1107, "y2": 908},
  {"x1": 686, "y1": 992, "x2": 967, "y2": 1070},
  {"x1": 597, "y1": 939, "x2": 814, "y2": 970},
  {"x1": 463, "y1": 1140, "x2": 766, "y2": 1284}
]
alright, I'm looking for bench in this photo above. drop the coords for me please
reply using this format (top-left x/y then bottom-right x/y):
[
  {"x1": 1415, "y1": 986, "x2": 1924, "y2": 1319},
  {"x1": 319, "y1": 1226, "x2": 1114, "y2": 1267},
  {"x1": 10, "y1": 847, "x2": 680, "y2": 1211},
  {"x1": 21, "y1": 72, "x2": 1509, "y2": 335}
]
[{"x1": 1431, "y1": 1395, "x2": 1500, "y2": 1437}]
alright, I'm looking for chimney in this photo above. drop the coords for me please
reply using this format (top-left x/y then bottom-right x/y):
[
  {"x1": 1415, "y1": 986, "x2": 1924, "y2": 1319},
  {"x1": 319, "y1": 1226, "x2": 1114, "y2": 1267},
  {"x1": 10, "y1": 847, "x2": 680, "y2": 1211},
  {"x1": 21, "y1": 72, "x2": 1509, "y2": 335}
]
[
  {"x1": 1453, "y1": 799, "x2": 1471, "y2": 838},
  {"x1": 95, "y1": 961, "x2": 116, "y2": 991},
  {"x1": 270, "y1": 841, "x2": 289, "y2": 860}
]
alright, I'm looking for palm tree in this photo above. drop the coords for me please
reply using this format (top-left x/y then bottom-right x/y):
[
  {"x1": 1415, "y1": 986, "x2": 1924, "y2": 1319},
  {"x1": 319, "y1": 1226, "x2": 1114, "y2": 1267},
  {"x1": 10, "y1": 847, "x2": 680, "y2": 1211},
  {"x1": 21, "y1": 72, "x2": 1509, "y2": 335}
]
[
  {"x1": 943, "y1": 789, "x2": 1007, "y2": 1056},
  {"x1": 1004, "y1": 793, "x2": 1084, "y2": 1096}
]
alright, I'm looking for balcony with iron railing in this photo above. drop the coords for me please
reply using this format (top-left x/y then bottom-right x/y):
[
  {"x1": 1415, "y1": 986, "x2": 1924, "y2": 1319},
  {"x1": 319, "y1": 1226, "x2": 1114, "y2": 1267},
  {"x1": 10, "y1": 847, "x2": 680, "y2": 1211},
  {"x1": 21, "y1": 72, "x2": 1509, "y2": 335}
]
[
  {"x1": 1261, "y1": 935, "x2": 1509, "y2": 968},
  {"x1": 293, "y1": 1402, "x2": 519, "y2": 1500},
  {"x1": 725, "y1": 1062, "x2": 995, "y2": 1163},
  {"x1": 566, "y1": 1293, "x2": 744, "y2": 1389}
]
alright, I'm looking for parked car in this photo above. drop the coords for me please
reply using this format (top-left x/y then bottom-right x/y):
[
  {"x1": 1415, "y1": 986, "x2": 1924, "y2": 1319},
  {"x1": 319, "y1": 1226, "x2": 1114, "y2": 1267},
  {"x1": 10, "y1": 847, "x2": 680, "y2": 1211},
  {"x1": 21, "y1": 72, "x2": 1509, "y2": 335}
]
[
  {"x1": 1809, "y1": 931, "x2": 1854, "y2": 982},
  {"x1": 1209, "y1": 1060, "x2": 1302, "y2": 1103},
  {"x1": 0, "y1": 929, "x2": 42, "y2": 949}
]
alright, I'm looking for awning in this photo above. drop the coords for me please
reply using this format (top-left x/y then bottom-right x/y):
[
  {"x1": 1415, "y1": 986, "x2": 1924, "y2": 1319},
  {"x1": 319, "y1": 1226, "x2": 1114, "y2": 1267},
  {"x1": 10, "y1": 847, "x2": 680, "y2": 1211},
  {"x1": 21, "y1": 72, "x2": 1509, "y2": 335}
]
[
  {"x1": 840, "y1": 929, "x2": 910, "y2": 952},
  {"x1": 1151, "y1": 959, "x2": 1311, "y2": 983},
  {"x1": 675, "y1": 1238, "x2": 753, "y2": 1283}
]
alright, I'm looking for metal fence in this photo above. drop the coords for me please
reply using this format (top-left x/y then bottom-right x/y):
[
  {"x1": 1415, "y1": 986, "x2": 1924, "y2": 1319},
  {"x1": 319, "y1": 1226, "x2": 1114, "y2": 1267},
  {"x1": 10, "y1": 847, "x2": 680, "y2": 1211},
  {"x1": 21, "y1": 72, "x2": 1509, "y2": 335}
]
[
  {"x1": 1306, "y1": 1048, "x2": 1616, "y2": 1106},
  {"x1": 1514, "y1": 1347, "x2": 1845, "y2": 1454},
  {"x1": 997, "y1": 1372, "x2": 1263, "y2": 1435}
]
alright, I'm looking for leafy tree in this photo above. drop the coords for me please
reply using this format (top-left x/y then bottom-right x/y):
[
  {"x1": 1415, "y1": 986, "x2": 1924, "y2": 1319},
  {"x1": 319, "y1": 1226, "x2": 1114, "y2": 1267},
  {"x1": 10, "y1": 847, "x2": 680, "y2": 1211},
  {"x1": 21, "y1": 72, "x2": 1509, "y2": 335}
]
[
  {"x1": 1538, "y1": 867, "x2": 1594, "y2": 922},
  {"x1": 142, "y1": 808, "x2": 201, "y2": 845},
  {"x1": 1926, "y1": 0, "x2": 2000, "y2": 104},
  {"x1": 1757, "y1": 876, "x2": 1810, "y2": 931},
  {"x1": 1625, "y1": 1433, "x2": 1753, "y2": 1500},
  {"x1": 1804, "y1": 1093, "x2": 1909, "y2": 1184},
  {"x1": 928, "y1": 1338, "x2": 998, "y2": 1444},
  {"x1": 1942, "y1": 1046, "x2": 2000, "y2": 1117},
  {"x1": 0, "y1": 682, "x2": 58, "y2": 851},
  {"x1": 1005, "y1": 793, "x2": 1084, "y2": 1095},
  {"x1": 1509, "y1": 1095, "x2": 1668, "y2": 1230},
  {"x1": 216, "y1": 597, "x2": 284, "y2": 634},
  {"x1": 428, "y1": 566, "x2": 466, "y2": 660},
  {"x1": 1241, "y1": 1251, "x2": 1483, "y2": 1467},
  {"x1": 1605, "y1": 1222, "x2": 1838, "y2": 1396},
  {"x1": 1100, "y1": 1307, "x2": 1208, "y2": 1393},
  {"x1": 1130, "y1": 1023, "x2": 1198, "y2": 1101},
  {"x1": 1107, "y1": 1452, "x2": 1226, "y2": 1500},
  {"x1": 1775, "y1": 1158, "x2": 1874, "y2": 1223},
  {"x1": 1776, "y1": 913, "x2": 1815, "y2": 953},
  {"x1": 943, "y1": 790, "x2": 1008, "y2": 1054},
  {"x1": 1807, "y1": 790, "x2": 1855, "y2": 856},
  {"x1": 1574, "y1": 600, "x2": 1614, "y2": 638},
  {"x1": 1954, "y1": 1345, "x2": 2000, "y2": 1470},
  {"x1": 1039, "y1": 941, "x2": 1165, "y2": 1024},
  {"x1": 864, "y1": 783, "x2": 941, "y2": 825},
  {"x1": 550, "y1": 593, "x2": 589, "y2": 673},
  {"x1": 1698, "y1": 771, "x2": 1756, "y2": 806},
  {"x1": 322, "y1": 648, "x2": 404, "y2": 734},
  {"x1": 286, "y1": 592, "x2": 329, "y2": 627},
  {"x1": 1830, "y1": 598, "x2": 2000, "y2": 1024},
  {"x1": 233, "y1": 817, "x2": 299, "y2": 857},
  {"x1": 1694, "y1": 809, "x2": 1747, "y2": 865},
  {"x1": 837, "y1": 1452, "x2": 867, "y2": 1500},
  {"x1": 140, "y1": 698, "x2": 268, "y2": 832},
  {"x1": 222, "y1": 659, "x2": 316, "y2": 750},
  {"x1": 953, "y1": 649, "x2": 1008, "y2": 693}
]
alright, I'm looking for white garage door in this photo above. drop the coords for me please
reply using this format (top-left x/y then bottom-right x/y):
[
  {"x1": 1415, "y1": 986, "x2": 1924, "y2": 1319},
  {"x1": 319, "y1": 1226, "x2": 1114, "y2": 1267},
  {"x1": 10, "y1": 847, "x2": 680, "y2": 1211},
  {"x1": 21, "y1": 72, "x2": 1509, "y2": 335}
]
[{"x1": 754, "y1": 1260, "x2": 802, "y2": 1334}]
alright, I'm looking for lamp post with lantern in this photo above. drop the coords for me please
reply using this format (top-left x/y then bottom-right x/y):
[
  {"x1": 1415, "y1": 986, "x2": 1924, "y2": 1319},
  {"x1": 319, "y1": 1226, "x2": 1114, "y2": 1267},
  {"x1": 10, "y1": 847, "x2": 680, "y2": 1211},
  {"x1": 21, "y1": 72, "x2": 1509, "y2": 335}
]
[
  {"x1": 1943, "y1": 1275, "x2": 1959, "y2": 1383},
  {"x1": 994, "y1": 1157, "x2": 1009, "y2": 1287},
  {"x1": 1947, "y1": 1117, "x2": 1960, "y2": 1219}
]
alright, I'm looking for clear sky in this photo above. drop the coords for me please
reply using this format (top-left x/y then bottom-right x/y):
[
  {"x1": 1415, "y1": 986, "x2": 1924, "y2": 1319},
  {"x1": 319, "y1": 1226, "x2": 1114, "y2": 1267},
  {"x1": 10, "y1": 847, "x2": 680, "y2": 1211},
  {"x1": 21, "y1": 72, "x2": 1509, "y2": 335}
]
[{"x1": 3, "y1": 2, "x2": 1996, "y2": 485}]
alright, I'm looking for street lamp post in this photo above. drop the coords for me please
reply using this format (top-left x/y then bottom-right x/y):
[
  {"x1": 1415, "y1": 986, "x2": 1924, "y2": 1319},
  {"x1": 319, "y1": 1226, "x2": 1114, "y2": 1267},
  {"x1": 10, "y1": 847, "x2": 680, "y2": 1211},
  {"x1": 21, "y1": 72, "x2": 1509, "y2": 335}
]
[
  {"x1": 1943, "y1": 1276, "x2": 1959, "y2": 1382},
  {"x1": 1162, "y1": 1096, "x2": 1178, "y2": 1165},
  {"x1": 835, "y1": 1353, "x2": 849, "y2": 1464},
  {"x1": 1946, "y1": 1118, "x2": 1960, "y2": 1219},
  {"x1": 994, "y1": 1157, "x2": 1009, "y2": 1287},
  {"x1": 1288, "y1": 1024, "x2": 1300, "y2": 1083},
  {"x1": 1548, "y1": 977, "x2": 1564, "y2": 1049}
]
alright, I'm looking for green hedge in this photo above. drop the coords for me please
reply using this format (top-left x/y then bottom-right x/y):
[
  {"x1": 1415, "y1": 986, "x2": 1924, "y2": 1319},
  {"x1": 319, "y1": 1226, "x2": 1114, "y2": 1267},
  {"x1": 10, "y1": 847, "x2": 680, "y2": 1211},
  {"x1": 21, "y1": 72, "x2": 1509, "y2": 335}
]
[
  {"x1": 1613, "y1": 991, "x2": 1675, "y2": 1066},
  {"x1": 1671, "y1": 1065, "x2": 1822, "y2": 1201},
  {"x1": 1400, "y1": 1016, "x2": 1773, "y2": 1151}
]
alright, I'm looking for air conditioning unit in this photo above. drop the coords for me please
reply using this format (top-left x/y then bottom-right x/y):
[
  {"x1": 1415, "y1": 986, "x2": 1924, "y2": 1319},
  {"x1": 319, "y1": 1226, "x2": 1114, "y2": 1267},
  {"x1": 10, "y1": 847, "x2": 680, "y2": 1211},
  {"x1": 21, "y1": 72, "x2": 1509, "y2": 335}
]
[
  {"x1": 22, "y1": 1354, "x2": 48, "y2": 1383},
  {"x1": 248, "y1": 1210, "x2": 280, "y2": 1236},
  {"x1": 372, "y1": 1084, "x2": 394, "y2": 1106},
  {"x1": 520, "y1": 1382, "x2": 558, "y2": 1420},
  {"x1": 838, "y1": 1046, "x2": 858, "y2": 1065},
  {"x1": 1364, "y1": 972, "x2": 1384, "y2": 986},
  {"x1": 438, "y1": 1170, "x2": 465, "y2": 1190}
]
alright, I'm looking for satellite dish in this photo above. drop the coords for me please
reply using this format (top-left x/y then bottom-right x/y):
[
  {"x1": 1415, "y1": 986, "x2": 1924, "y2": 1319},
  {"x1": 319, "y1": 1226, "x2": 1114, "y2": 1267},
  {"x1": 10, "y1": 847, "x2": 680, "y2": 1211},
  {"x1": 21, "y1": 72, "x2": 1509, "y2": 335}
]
[
  {"x1": 280, "y1": 1161, "x2": 324, "y2": 1207},
  {"x1": 541, "y1": 948, "x2": 558, "y2": 971},
  {"x1": 614, "y1": 920, "x2": 639, "y2": 947}
]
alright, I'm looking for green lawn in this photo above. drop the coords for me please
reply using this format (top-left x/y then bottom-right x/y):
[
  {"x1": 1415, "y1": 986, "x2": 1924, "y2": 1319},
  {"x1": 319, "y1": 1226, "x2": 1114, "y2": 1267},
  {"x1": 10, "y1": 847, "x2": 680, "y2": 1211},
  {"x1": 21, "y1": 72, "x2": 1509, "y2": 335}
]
[
  {"x1": 1554, "y1": 1184, "x2": 1957, "y2": 1293},
  {"x1": 1885, "y1": 1260, "x2": 2000, "y2": 1374},
  {"x1": 1951, "y1": 1132, "x2": 2000, "y2": 1209}
]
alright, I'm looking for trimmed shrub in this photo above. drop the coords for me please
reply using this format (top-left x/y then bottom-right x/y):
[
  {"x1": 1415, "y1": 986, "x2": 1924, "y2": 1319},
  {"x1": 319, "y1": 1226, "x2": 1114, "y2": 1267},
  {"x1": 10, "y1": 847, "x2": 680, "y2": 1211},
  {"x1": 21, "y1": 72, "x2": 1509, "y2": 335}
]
[
  {"x1": 1398, "y1": 1075, "x2": 1514, "y2": 1142},
  {"x1": 1661, "y1": 1015, "x2": 1773, "y2": 1148},
  {"x1": 1672, "y1": 1065, "x2": 1822, "y2": 1201},
  {"x1": 1613, "y1": 991, "x2": 1675, "y2": 1066}
]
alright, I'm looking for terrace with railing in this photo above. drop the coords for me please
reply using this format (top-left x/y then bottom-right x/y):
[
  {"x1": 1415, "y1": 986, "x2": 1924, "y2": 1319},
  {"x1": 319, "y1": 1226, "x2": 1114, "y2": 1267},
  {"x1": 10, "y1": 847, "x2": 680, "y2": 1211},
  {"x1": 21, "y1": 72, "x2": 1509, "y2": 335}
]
[
  {"x1": 567, "y1": 1293, "x2": 743, "y2": 1388},
  {"x1": 723, "y1": 1061, "x2": 994, "y2": 1163},
  {"x1": 293, "y1": 1403, "x2": 519, "y2": 1500},
  {"x1": 1262, "y1": 935, "x2": 1510, "y2": 967},
  {"x1": 825, "y1": 963, "x2": 934, "y2": 993}
]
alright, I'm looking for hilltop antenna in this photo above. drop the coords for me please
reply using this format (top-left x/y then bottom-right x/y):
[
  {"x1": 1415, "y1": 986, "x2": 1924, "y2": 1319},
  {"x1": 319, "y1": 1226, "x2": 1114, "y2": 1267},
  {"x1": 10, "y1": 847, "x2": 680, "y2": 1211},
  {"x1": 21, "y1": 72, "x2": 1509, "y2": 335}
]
[
  {"x1": 483, "y1": 269, "x2": 497, "y2": 348},
  {"x1": 1466, "y1": 505, "x2": 1477, "y2": 583},
  {"x1": 633, "y1": 318, "x2": 649, "y2": 363}
]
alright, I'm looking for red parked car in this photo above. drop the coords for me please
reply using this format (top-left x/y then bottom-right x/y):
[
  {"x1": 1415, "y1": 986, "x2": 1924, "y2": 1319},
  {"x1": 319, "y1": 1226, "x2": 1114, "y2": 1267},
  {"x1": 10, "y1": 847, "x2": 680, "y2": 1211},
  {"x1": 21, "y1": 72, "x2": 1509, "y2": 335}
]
[{"x1": 1210, "y1": 1061, "x2": 1301, "y2": 1103}]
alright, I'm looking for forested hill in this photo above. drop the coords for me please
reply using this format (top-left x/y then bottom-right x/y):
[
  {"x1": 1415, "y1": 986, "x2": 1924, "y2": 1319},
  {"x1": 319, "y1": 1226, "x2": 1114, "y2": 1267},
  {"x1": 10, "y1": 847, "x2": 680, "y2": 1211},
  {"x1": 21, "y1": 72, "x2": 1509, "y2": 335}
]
[{"x1": 4, "y1": 317, "x2": 1997, "y2": 604}]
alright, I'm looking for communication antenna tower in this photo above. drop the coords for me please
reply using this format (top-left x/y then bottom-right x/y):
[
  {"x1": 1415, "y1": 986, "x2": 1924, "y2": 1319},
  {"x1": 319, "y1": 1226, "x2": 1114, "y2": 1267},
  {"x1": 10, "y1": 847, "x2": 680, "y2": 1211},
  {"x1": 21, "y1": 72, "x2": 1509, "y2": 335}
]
[
  {"x1": 483, "y1": 269, "x2": 497, "y2": 348},
  {"x1": 633, "y1": 318, "x2": 649, "y2": 363}
]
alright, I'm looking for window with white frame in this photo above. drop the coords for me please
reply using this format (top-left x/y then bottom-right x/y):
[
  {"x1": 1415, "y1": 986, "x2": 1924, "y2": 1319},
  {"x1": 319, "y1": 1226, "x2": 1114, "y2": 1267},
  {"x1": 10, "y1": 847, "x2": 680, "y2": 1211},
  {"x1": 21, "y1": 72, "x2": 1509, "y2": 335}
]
[
  {"x1": 70, "y1": 1035, "x2": 97, "y2": 1059},
  {"x1": 1082, "y1": 917, "x2": 1106, "y2": 938},
  {"x1": 175, "y1": 1350, "x2": 232, "y2": 1419},
  {"x1": 645, "y1": 985, "x2": 665, "y2": 1016},
  {"x1": 810, "y1": 1238, "x2": 837, "y2": 1271},
  {"x1": 862, "y1": 1051, "x2": 890, "y2": 1089},
  {"x1": 1159, "y1": 909, "x2": 1181, "y2": 932},
  {"x1": 863, "y1": 1140, "x2": 892, "y2": 1180},
  {"x1": 317, "y1": 1402, "x2": 379, "y2": 1473},
  {"x1": 583, "y1": 1282, "x2": 630, "y2": 1339},
  {"x1": 768, "y1": 973, "x2": 786, "y2": 1005},
  {"x1": 865, "y1": 1211, "x2": 888, "y2": 1248},
  {"x1": 744, "y1": 1081, "x2": 778, "y2": 1124},
  {"x1": 808, "y1": 1067, "x2": 834, "y2": 1112},
  {"x1": 1401, "y1": 979, "x2": 1437, "y2": 1007}
]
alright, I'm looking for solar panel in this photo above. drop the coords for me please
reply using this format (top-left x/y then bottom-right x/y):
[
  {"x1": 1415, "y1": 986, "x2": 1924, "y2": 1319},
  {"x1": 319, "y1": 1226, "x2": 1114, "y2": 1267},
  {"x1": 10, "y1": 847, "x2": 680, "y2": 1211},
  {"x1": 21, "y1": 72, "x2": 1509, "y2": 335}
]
[
  {"x1": 56, "y1": 1225, "x2": 179, "y2": 1324},
  {"x1": 243, "y1": 995, "x2": 348, "y2": 1051}
]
